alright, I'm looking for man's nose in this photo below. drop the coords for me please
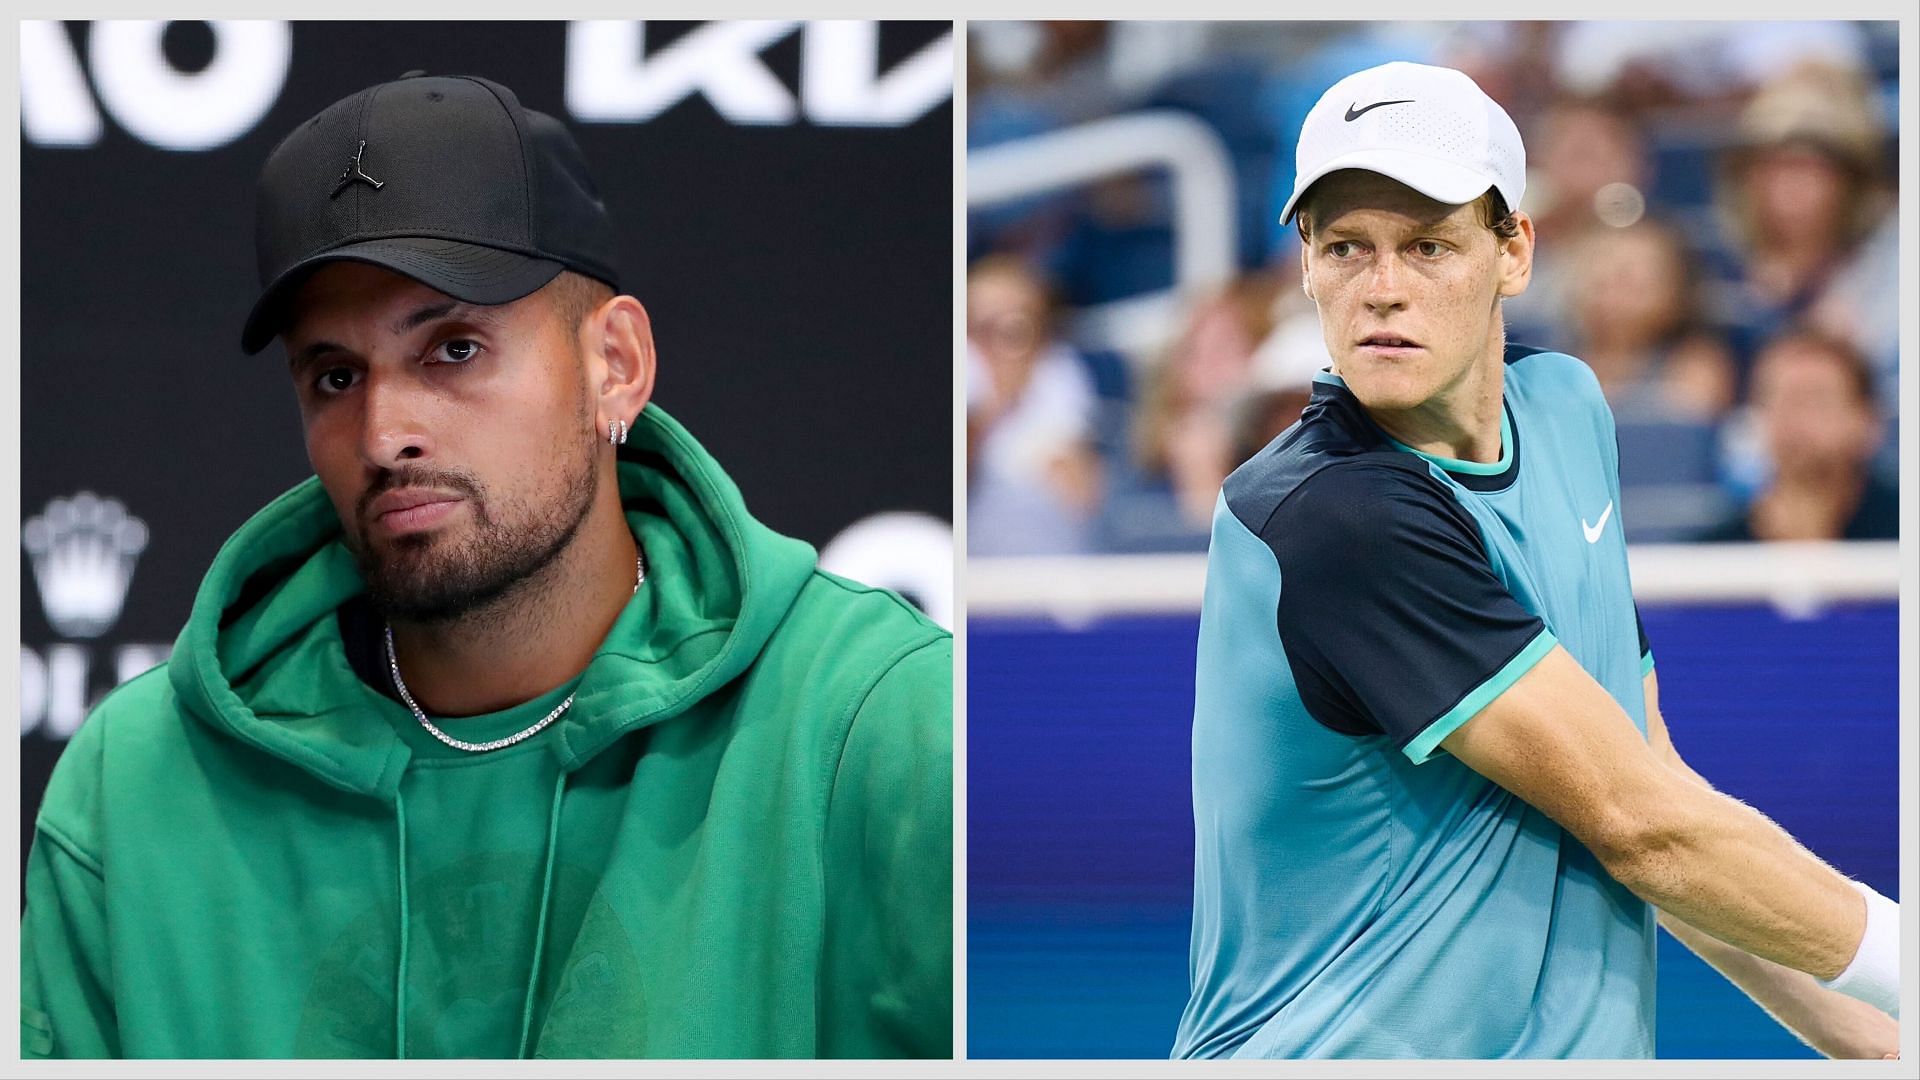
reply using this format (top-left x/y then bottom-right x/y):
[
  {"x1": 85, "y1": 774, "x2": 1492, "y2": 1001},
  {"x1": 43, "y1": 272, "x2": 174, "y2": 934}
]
[
  {"x1": 1362, "y1": 253, "x2": 1407, "y2": 312},
  {"x1": 358, "y1": 375, "x2": 431, "y2": 470}
]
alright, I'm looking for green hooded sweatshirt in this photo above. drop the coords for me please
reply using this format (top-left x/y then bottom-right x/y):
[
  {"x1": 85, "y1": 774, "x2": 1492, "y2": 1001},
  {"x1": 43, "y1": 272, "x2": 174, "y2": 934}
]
[{"x1": 20, "y1": 405, "x2": 952, "y2": 1059}]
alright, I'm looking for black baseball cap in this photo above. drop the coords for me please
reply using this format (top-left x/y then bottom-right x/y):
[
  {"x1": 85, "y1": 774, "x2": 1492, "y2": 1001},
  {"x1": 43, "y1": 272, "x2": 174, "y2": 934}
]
[{"x1": 241, "y1": 71, "x2": 621, "y2": 354}]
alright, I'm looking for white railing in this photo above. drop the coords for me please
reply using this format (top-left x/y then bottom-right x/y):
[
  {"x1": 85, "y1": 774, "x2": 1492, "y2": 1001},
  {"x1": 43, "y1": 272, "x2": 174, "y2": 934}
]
[
  {"x1": 966, "y1": 542, "x2": 1902, "y2": 622},
  {"x1": 967, "y1": 110, "x2": 1238, "y2": 359}
]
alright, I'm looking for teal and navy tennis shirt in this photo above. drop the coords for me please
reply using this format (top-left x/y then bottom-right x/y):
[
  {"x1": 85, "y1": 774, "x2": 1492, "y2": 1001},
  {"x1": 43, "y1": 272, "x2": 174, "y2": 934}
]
[{"x1": 1174, "y1": 345, "x2": 1657, "y2": 1059}]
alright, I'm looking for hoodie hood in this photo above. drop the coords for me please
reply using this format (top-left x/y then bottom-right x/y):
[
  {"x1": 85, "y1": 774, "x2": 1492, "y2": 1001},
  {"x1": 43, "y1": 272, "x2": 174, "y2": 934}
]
[{"x1": 167, "y1": 404, "x2": 817, "y2": 799}]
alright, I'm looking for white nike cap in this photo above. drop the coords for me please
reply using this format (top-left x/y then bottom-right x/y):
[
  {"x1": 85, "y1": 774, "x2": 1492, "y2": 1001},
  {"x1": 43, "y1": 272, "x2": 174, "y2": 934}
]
[{"x1": 1280, "y1": 61, "x2": 1526, "y2": 225}]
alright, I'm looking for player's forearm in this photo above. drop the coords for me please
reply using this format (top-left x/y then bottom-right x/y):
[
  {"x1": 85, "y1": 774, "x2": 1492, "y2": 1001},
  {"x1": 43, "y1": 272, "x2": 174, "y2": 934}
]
[
  {"x1": 1594, "y1": 776, "x2": 1863, "y2": 981},
  {"x1": 1657, "y1": 910, "x2": 1898, "y2": 1059}
]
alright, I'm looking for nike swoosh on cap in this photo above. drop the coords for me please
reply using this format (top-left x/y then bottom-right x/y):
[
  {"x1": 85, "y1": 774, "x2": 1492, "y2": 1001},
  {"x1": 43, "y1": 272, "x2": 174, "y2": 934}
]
[{"x1": 1345, "y1": 99, "x2": 1414, "y2": 121}]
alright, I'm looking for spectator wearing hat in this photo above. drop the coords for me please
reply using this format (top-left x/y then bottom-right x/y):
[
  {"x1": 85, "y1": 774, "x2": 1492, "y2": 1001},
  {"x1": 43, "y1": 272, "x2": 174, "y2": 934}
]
[{"x1": 1711, "y1": 64, "x2": 1897, "y2": 394}]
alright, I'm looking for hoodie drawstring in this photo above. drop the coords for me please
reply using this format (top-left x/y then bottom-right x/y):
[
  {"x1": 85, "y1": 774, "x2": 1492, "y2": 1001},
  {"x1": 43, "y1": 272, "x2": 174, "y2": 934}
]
[
  {"x1": 515, "y1": 772, "x2": 567, "y2": 1058},
  {"x1": 394, "y1": 790, "x2": 411, "y2": 1059}
]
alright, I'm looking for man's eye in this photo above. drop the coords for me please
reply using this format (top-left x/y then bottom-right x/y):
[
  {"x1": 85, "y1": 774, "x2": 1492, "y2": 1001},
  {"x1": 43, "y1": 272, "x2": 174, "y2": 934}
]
[
  {"x1": 1414, "y1": 240, "x2": 1447, "y2": 257},
  {"x1": 434, "y1": 339, "x2": 480, "y2": 363},
  {"x1": 314, "y1": 367, "x2": 359, "y2": 395},
  {"x1": 1326, "y1": 241, "x2": 1355, "y2": 258}
]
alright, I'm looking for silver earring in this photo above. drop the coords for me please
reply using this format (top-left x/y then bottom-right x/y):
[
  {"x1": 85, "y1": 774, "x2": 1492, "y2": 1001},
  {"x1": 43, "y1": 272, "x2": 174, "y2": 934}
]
[{"x1": 608, "y1": 418, "x2": 628, "y2": 446}]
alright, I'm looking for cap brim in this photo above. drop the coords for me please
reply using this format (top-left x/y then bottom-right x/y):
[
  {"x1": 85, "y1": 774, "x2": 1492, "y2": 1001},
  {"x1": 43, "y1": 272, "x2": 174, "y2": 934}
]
[
  {"x1": 240, "y1": 237, "x2": 565, "y2": 354},
  {"x1": 1280, "y1": 148, "x2": 1497, "y2": 225}
]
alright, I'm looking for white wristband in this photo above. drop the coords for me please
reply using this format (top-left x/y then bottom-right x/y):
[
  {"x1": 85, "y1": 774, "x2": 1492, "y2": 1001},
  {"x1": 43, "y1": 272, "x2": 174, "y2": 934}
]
[{"x1": 1817, "y1": 880, "x2": 1900, "y2": 1019}]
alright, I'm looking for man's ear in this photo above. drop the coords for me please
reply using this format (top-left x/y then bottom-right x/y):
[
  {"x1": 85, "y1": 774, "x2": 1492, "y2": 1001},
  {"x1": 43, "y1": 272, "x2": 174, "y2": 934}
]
[
  {"x1": 1299, "y1": 237, "x2": 1315, "y2": 302},
  {"x1": 582, "y1": 294, "x2": 656, "y2": 431},
  {"x1": 1496, "y1": 211, "x2": 1536, "y2": 300}
]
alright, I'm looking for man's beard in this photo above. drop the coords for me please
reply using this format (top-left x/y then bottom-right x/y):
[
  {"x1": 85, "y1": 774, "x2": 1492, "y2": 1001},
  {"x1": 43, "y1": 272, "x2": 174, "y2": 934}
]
[{"x1": 348, "y1": 441, "x2": 600, "y2": 625}]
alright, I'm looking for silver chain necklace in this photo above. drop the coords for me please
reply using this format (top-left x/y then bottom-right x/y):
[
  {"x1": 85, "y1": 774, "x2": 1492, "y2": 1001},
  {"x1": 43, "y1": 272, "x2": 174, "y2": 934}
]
[{"x1": 385, "y1": 549, "x2": 646, "y2": 753}]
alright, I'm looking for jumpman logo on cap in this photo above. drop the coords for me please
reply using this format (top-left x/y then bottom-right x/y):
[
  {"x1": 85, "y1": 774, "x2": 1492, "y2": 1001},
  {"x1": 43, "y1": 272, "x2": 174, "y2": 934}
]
[{"x1": 330, "y1": 141, "x2": 384, "y2": 199}]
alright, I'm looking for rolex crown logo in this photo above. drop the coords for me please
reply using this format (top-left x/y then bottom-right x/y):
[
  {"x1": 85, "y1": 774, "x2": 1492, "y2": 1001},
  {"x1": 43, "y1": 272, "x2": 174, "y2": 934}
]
[{"x1": 22, "y1": 492, "x2": 150, "y2": 639}]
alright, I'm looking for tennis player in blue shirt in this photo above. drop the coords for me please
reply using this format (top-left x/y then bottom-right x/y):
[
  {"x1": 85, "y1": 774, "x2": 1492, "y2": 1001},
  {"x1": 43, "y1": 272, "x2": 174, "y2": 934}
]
[{"x1": 1173, "y1": 61, "x2": 1900, "y2": 1060}]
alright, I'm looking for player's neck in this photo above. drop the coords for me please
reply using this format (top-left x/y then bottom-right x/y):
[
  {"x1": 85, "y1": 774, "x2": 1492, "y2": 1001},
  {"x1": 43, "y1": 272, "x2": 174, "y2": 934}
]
[
  {"x1": 1364, "y1": 345, "x2": 1507, "y2": 467},
  {"x1": 387, "y1": 482, "x2": 639, "y2": 718}
]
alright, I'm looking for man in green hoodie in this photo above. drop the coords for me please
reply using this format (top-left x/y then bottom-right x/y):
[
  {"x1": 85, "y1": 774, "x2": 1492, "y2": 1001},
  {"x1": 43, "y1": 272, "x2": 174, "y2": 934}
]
[{"x1": 21, "y1": 72, "x2": 953, "y2": 1060}]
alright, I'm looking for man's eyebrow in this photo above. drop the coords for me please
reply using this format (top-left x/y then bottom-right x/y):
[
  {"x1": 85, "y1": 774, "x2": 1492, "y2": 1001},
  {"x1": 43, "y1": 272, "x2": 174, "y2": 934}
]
[
  {"x1": 1319, "y1": 218, "x2": 1385, "y2": 240},
  {"x1": 392, "y1": 300, "x2": 503, "y2": 335},
  {"x1": 289, "y1": 340, "x2": 343, "y2": 373}
]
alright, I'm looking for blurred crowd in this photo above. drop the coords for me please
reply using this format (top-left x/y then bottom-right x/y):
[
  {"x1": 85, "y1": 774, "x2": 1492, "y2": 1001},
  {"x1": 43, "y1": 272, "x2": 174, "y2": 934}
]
[{"x1": 966, "y1": 21, "x2": 1901, "y2": 554}]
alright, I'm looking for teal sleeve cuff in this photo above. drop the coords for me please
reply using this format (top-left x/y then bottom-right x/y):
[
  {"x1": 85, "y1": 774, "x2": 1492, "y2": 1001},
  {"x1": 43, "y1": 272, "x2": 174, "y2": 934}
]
[
  {"x1": 1403, "y1": 628, "x2": 1558, "y2": 764},
  {"x1": 1641, "y1": 651, "x2": 1655, "y2": 677}
]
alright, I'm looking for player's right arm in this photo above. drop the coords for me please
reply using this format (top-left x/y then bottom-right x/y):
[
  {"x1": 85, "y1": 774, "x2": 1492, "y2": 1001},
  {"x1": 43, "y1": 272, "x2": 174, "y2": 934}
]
[{"x1": 1440, "y1": 647, "x2": 1899, "y2": 1020}]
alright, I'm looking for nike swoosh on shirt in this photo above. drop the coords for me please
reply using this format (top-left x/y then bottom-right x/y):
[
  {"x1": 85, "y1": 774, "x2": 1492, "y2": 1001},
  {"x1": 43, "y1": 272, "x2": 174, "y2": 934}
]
[
  {"x1": 1345, "y1": 99, "x2": 1413, "y2": 121},
  {"x1": 1583, "y1": 501, "x2": 1615, "y2": 544}
]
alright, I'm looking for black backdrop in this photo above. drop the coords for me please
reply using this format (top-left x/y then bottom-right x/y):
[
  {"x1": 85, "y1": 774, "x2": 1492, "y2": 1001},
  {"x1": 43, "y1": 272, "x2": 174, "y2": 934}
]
[{"x1": 18, "y1": 20, "x2": 954, "y2": 879}]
